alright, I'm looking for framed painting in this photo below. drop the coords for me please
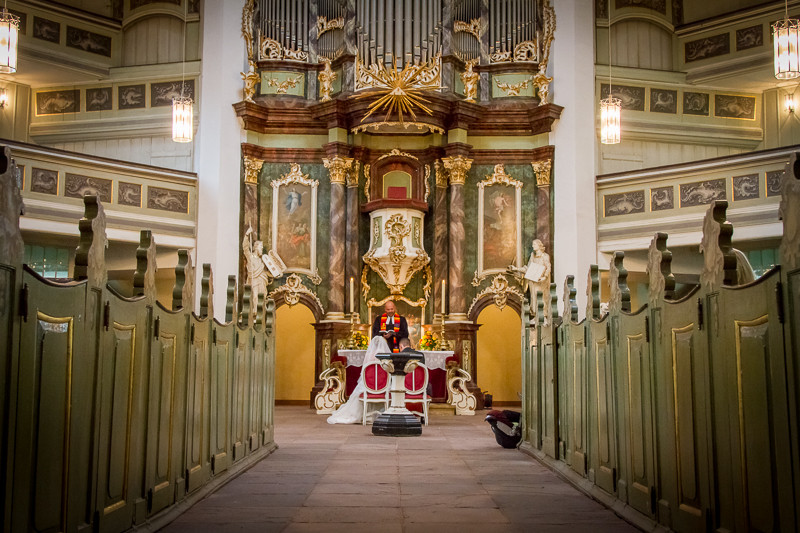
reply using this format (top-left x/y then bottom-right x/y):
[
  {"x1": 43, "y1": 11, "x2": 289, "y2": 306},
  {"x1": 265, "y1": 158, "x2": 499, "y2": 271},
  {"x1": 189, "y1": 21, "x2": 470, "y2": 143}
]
[
  {"x1": 477, "y1": 164, "x2": 523, "y2": 279},
  {"x1": 271, "y1": 163, "x2": 318, "y2": 277}
]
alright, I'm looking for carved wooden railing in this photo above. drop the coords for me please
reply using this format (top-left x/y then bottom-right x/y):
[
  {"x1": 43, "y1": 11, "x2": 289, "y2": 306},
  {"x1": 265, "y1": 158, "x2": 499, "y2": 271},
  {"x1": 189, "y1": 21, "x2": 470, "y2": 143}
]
[
  {"x1": 521, "y1": 155, "x2": 800, "y2": 532},
  {"x1": 0, "y1": 146, "x2": 276, "y2": 533}
]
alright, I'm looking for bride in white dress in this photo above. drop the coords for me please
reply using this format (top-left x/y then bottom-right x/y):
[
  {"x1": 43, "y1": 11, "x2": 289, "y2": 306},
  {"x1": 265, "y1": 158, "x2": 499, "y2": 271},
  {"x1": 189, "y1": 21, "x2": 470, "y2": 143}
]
[{"x1": 327, "y1": 336, "x2": 391, "y2": 424}]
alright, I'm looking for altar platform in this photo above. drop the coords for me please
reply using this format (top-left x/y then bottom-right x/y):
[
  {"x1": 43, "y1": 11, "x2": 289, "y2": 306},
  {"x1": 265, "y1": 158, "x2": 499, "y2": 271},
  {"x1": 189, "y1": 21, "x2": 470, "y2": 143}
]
[{"x1": 337, "y1": 349, "x2": 455, "y2": 402}]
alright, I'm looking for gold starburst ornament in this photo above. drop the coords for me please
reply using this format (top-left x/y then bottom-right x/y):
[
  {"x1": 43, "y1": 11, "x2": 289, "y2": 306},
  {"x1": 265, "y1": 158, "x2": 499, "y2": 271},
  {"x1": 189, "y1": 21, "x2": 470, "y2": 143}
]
[{"x1": 353, "y1": 54, "x2": 442, "y2": 124}]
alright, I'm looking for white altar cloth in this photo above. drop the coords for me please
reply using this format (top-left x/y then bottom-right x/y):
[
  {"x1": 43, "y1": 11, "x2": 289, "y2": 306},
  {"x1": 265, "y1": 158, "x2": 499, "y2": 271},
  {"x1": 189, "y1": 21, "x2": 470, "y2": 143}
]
[{"x1": 338, "y1": 350, "x2": 454, "y2": 370}]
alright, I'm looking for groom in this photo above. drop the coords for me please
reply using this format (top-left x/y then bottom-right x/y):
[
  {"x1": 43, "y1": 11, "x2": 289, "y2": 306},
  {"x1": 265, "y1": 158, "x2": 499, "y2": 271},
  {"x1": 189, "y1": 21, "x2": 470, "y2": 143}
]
[{"x1": 371, "y1": 300, "x2": 409, "y2": 353}]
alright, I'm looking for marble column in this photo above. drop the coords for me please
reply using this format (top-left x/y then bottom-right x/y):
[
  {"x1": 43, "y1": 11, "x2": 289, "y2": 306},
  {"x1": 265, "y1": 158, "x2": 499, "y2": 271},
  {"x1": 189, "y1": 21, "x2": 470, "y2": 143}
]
[
  {"x1": 442, "y1": 155, "x2": 473, "y2": 322},
  {"x1": 345, "y1": 161, "x2": 360, "y2": 317},
  {"x1": 433, "y1": 160, "x2": 449, "y2": 323},
  {"x1": 323, "y1": 156, "x2": 353, "y2": 321},
  {"x1": 532, "y1": 159, "x2": 552, "y2": 255},
  {"x1": 242, "y1": 155, "x2": 264, "y2": 236}
]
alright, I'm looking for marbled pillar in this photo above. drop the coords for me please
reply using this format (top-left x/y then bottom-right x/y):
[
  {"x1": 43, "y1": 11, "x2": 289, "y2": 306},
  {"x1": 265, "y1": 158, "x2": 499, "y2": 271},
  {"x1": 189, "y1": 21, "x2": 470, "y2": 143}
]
[
  {"x1": 442, "y1": 155, "x2": 473, "y2": 321},
  {"x1": 532, "y1": 159, "x2": 553, "y2": 256},
  {"x1": 323, "y1": 156, "x2": 353, "y2": 320},
  {"x1": 433, "y1": 160, "x2": 449, "y2": 321},
  {"x1": 345, "y1": 162, "x2": 360, "y2": 315},
  {"x1": 242, "y1": 156, "x2": 263, "y2": 235}
]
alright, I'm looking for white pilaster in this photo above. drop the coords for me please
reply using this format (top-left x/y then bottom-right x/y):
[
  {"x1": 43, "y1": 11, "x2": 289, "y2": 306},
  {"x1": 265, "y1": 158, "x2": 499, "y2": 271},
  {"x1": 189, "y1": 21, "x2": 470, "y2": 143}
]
[
  {"x1": 551, "y1": 0, "x2": 597, "y2": 318},
  {"x1": 195, "y1": 0, "x2": 246, "y2": 318}
]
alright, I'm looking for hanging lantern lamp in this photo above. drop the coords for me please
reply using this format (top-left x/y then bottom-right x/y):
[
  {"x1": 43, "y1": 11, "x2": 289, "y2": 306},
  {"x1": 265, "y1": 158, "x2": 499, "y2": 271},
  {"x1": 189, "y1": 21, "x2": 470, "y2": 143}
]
[
  {"x1": 172, "y1": 96, "x2": 193, "y2": 143},
  {"x1": 774, "y1": 1, "x2": 800, "y2": 79},
  {"x1": 600, "y1": 94, "x2": 621, "y2": 145},
  {"x1": 0, "y1": 8, "x2": 20, "y2": 74}
]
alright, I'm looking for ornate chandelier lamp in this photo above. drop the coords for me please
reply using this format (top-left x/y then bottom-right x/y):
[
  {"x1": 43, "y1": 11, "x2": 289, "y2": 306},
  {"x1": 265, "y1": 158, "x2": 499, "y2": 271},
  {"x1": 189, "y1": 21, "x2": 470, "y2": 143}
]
[
  {"x1": 773, "y1": 0, "x2": 800, "y2": 80},
  {"x1": 0, "y1": 1, "x2": 20, "y2": 74},
  {"x1": 172, "y1": 0, "x2": 193, "y2": 143},
  {"x1": 600, "y1": 23, "x2": 621, "y2": 145}
]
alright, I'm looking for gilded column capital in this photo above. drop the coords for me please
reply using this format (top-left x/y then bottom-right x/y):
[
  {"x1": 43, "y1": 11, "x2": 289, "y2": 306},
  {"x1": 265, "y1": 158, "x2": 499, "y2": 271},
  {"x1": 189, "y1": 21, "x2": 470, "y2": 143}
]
[
  {"x1": 346, "y1": 160, "x2": 360, "y2": 188},
  {"x1": 532, "y1": 159, "x2": 552, "y2": 187},
  {"x1": 441, "y1": 155, "x2": 473, "y2": 186},
  {"x1": 243, "y1": 155, "x2": 264, "y2": 184},
  {"x1": 323, "y1": 156, "x2": 354, "y2": 185}
]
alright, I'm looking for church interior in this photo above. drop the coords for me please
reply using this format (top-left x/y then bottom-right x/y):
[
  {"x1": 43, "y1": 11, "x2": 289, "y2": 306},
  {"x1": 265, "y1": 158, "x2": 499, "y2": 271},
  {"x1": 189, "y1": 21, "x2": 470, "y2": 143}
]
[{"x1": 1, "y1": 0, "x2": 799, "y2": 531}]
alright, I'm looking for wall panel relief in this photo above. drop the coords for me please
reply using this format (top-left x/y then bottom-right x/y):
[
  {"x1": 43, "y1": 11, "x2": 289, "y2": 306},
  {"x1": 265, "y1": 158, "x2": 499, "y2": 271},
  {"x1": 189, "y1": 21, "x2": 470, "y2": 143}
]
[
  {"x1": 86, "y1": 88, "x2": 113, "y2": 112},
  {"x1": 683, "y1": 92, "x2": 710, "y2": 116},
  {"x1": 30, "y1": 169, "x2": 59, "y2": 195},
  {"x1": 33, "y1": 16, "x2": 60, "y2": 43},
  {"x1": 271, "y1": 164, "x2": 318, "y2": 277},
  {"x1": 36, "y1": 90, "x2": 80, "y2": 115},
  {"x1": 477, "y1": 164, "x2": 522, "y2": 279},
  {"x1": 650, "y1": 88, "x2": 677, "y2": 113},
  {"x1": 766, "y1": 171, "x2": 782, "y2": 197},
  {"x1": 66, "y1": 26, "x2": 112, "y2": 57},
  {"x1": 118, "y1": 85, "x2": 146, "y2": 110},
  {"x1": 64, "y1": 174, "x2": 112, "y2": 203},
  {"x1": 650, "y1": 186, "x2": 674, "y2": 211},
  {"x1": 604, "y1": 191, "x2": 645, "y2": 216},
  {"x1": 680, "y1": 179, "x2": 726, "y2": 207},
  {"x1": 714, "y1": 94, "x2": 756, "y2": 120},
  {"x1": 732, "y1": 174, "x2": 759, "y2": 201},
  {"x1": 151, "y1": 81, "x2": 195, "y2": 107},
  {"x1": 147, "y1": 186, "x2": 189, "y2": 213},
  {"x1": 685, "y1": 33, "x2": 730, "y2": 62},
  {"x1": 736, "y1": 25, "x2": 763, "y2": 51},
  {"x1": 600, "y1": 84, "x2": 645, "y2": 111}
]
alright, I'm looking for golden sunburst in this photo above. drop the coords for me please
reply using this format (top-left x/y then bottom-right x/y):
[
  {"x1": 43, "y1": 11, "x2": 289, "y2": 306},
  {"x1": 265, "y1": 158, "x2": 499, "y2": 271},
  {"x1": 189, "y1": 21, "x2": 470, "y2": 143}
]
[{"x1": 353, "y1": 54, "x2": 442, "y2": 124}]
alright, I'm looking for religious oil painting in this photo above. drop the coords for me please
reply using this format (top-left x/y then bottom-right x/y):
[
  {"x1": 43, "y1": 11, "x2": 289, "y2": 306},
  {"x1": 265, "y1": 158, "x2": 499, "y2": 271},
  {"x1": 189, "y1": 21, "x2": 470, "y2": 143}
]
[
  {"x1": 151, "y1": 80, "x2": 195, "y2": 107},
  {"x1": 66, "y1": 26, "x2": 112, "y2": 56},
  {"x1": 118, "y1": 84, "x2": 146, "y2": 109},
  {"x1": 118, "y1": 182, "x2": 142, "y2": 207},
  {"x1": 683, "y1": 92, "x2": 709, "y2": 116},
  {"x1": 36, "y1": 90, "x2": 80, "y2": 115},
  {"x1": 714, "y1": 94, "x2": 756, "y2": 119},
  {"x1": 64, "y1": 173, "x2": 112, "y2": 203},
  {"x1": 615, "y1": 0, "x2": 665, "y2": 14},
  {"x1": 650, "y1": 88, "x2": 677, "y2": 113},
  {"x1": 732, "y1": 174, "x2": 759, "y2": 201},
  {"x1": 86, "y1": 87, "x2": 112, "y2": 111},
  {"x1": 604, "y1": 191, "x2": 645, "y2": 216},
  {"x1": 680, "y1": 179, "x2": 726, "y2": 207},
  {"x1": 33, "y1": 16, "x2": 60, "y2": 43},
  {"x1": 736, "y1": 25, "x2": 763, "y2": 51},
  {"x1": 477, "y1": 165, "x2": 522, "y2": 277},
  {"x1": 600, "y1": 84, "x2": 645, "y2": 111},
  {"x1": 271, "y1": 164, "x2": 318, "y2": 276},
  {"x1": 650, "y1": 186, "x2": 674, "y2": 211},
  {"x1": 685, "y1": 33, "x2": 730, "y2": 63},
  {"x1": 147, "y1": 186, "x2": 189, "y2": 213},
  {"x1": 766, "y1": 171, "x2": 783, "y2": 197},
  {"x1": 30, "y1": 168, "x2": 58, "y2": 195}
]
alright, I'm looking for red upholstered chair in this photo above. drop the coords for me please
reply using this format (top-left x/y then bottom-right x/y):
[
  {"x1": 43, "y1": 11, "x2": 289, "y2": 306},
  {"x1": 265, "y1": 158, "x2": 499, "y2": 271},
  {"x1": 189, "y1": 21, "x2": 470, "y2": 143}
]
[
  {"x1": 359, "y1": 361, "x2": 390, "y2": 425},
  {"x1": 404, "y1": 363, "x2": 431, "y2": 425}
]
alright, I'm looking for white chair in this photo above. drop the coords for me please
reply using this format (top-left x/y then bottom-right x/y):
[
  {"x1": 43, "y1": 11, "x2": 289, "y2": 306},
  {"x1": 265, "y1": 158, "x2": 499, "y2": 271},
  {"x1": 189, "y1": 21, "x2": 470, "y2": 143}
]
[
  {"x1": 359, "y1": 361, "x2": 390, "y2": 425},
  {"x1": 404, "y1": 363, "x2": 431, "y2": 425}
]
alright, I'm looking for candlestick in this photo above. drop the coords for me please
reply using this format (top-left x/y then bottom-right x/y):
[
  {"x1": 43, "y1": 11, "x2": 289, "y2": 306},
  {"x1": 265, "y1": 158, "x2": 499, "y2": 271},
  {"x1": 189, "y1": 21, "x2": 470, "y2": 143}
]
[
  {"x1": 441, "y1": 279, "x2": 446, "y2": 315},
  {"x1": 349, "y1": 277, "x2": 354, "y2": 314}
]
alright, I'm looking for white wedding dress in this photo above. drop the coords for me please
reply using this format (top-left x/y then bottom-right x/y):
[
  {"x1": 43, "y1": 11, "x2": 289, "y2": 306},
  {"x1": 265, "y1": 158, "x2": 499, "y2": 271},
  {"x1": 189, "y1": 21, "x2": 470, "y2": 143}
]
[{"x1": 327, "y1": 336, "x2": 391, "y2": 424}]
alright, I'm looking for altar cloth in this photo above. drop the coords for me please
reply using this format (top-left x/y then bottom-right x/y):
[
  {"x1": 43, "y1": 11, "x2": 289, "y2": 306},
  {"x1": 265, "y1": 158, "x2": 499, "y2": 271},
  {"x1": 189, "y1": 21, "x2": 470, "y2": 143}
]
[{"x1": 338, "y1": 349, "x2": 453, "y2": 370}]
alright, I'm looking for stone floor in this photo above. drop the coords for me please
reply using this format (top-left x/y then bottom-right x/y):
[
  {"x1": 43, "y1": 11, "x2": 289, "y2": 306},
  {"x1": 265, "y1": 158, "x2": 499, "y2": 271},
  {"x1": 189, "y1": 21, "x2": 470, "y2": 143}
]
[{"x1": 162, "y1": 406, "x2": 639, "y2": 533}]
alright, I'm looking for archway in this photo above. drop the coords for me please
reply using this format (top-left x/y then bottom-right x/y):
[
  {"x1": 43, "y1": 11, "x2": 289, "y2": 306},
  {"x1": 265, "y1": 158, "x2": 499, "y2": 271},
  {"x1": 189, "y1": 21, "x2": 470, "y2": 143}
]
[
  {"x1": 275, "y1": 303, "x2": 316, "y2": 404},
  {"x1": 476, "y1": 305, "x2": 522, "y2": 406}
]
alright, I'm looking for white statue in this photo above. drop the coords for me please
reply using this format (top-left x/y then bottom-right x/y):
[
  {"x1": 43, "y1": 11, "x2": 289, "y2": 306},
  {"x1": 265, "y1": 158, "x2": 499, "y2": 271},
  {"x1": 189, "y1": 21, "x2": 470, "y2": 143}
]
[
  {"x1": 508, "y1": 238, "x2": 551, "y2": 312},
  {"x1": 243, "y1": 226, "x2": 273, "y2": 313}
]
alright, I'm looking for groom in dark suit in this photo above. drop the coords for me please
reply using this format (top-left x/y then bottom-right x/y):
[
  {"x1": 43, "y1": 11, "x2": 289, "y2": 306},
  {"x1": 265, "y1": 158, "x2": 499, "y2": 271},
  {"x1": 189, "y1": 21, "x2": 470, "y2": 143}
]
[{"x1": 371, "y1": 300, "x2": 409, "y2": 353}]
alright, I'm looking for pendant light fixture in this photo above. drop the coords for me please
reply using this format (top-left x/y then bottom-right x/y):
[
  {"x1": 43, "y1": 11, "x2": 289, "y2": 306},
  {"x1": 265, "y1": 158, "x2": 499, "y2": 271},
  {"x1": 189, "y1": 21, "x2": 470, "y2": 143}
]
[
  {"x1": 0, "y1": 1, "x2": 20, "y2": 74},
  {"x1": 172, "y1": 0, "x2": 193, "y2": 143},
  {"x1": 774, "y1": 0, "x2": 800, "y2": 79},
  {"x1": 600, "y1": 20, "x2": 621, "y2": 144}
]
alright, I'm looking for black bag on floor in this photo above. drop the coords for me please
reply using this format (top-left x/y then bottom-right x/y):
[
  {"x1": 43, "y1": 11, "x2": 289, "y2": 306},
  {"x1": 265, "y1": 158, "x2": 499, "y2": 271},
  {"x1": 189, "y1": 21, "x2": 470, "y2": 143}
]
[{"x1": 484, "y1": 410, "x2": 521, "y2": 449}]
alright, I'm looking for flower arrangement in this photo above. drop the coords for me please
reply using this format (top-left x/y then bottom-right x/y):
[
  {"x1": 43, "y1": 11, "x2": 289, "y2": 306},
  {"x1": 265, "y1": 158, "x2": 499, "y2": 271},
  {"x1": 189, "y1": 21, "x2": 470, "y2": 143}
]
[
  {"x1": 418, "y1": 331, "x2": 439, "y2": 351},
  {"x1": 351, "y1": 331, "x2": 369, "y2": 350}
]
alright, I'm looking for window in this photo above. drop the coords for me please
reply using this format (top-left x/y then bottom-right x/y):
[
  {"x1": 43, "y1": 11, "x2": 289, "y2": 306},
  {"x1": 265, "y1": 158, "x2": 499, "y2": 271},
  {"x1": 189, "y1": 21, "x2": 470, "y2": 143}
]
[{"x1": 24, "y1": 245, "x2": 70, "y2": 279}]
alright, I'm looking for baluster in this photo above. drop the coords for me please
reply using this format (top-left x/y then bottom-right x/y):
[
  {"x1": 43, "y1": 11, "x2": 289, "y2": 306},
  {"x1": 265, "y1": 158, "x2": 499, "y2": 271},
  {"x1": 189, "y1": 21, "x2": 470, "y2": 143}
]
[
  {"x1": 647, "y1": 232, "x2": 675, "y2": 303},
  {"x1": 562, "y1": 274, "x2": 578, "y2": 323},
  {"x1": 699, "y1": 200, "x2": 736, "y2": 291},
  {"x1": 586, "y1": 264, "x2": 600, "y2": 320},
  {"x1": 226, "y1": 274, "x2": 238, "y2": 323},
  {"x1": 74, "y1": 195, "x2": 107, "y2": 288},
  {"x1": 172, "y1": 249, "x2": 194, "y2": 312},
  {"x1": 133, "y1": 230, "x2": 157, "y2": 302},
  {"x1": 200, "y1": 263, "x2": 214, "y2": 319},
  {"x1": 608, "y1": 251, "x2": 630, "y2": 315}
]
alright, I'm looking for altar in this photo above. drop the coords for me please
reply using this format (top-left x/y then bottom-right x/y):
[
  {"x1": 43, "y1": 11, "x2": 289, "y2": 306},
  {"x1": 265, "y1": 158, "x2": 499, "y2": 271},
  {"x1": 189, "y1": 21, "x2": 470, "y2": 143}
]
[{"x1": 338, "y1": 349, "x2": 455, "y2": 402}]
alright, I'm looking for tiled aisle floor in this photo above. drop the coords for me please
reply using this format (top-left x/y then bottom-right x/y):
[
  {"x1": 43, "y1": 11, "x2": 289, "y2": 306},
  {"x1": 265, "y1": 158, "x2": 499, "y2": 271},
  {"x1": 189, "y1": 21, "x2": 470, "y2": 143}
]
[{"x1": 163, "y1": 406, "x2": 639, "y2": 533}]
